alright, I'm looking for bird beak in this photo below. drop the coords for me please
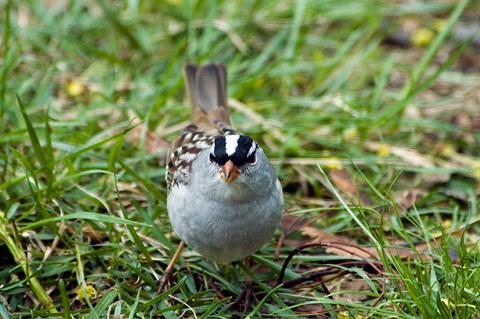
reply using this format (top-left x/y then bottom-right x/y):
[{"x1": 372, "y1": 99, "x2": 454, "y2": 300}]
[{"x1": 220, "y1": 160, "x2": 239, "y2": 183}]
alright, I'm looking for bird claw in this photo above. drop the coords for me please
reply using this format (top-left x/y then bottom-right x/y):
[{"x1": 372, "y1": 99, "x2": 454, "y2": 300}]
[
  {"x1": 230, "y1": 280, "x2": 256, "y2": 316},
  {"x1": 157, "y1": 241, "x2": 185, "y2": 294},
  {"x1": 157, "y1": 267, "x2": 176, "y2": 294},
  {"x1": 209, "y1": 277, "x2": 257, "y2": 316}
]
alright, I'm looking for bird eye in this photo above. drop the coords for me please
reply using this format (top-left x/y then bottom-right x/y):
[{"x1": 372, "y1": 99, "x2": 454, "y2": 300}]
[
  {"x1": 247, "y1": 153, "x2": 257, "y2": 165},
  {"x1": 209, "y1": 153, "x2": 215, "y2": 163}
]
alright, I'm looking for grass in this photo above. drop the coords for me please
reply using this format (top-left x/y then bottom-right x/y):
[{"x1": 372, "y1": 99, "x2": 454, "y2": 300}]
[{"x1": 1, "y1": 0, "x2": 480, "y2": 318}]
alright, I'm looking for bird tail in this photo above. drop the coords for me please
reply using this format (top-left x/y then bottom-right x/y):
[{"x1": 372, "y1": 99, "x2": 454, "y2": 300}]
[{"x1": 183, "y1": 63, "x2": 232, "y2": 134}]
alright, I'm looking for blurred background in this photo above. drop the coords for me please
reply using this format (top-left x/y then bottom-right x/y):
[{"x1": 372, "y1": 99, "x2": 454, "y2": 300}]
[{"x1": 2, "y1": 0, "x2": 480, "y2": 209}]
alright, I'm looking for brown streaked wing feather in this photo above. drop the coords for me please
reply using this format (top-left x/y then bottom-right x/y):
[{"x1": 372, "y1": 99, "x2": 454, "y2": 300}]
[{"x1": 166, "y1": 125, "x2": 216, "y2": 190}]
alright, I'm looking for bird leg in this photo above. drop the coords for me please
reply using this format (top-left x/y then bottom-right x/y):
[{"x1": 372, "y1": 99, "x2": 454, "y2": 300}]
[{"x1": 157, "y1": 240, "x2": 185, "y2": 293}]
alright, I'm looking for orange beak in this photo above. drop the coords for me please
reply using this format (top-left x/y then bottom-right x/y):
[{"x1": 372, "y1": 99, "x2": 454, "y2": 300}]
[{"x1": 220, "y1": 160, "x2": 239, "y2": 183}]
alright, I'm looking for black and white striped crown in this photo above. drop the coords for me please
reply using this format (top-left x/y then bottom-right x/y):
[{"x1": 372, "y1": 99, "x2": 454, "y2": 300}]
[{"x1": 210, "y1": 134, "x2": 257, "y2": 166}]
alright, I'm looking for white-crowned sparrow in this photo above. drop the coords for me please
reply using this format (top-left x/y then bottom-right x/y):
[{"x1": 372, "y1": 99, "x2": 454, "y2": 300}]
[{"x1": 165, "y1": 63, "x2": 284, "y2": 265}]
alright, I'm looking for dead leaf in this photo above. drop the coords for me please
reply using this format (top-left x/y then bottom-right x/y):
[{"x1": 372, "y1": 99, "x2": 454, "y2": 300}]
[
  {"x1": 292, "y1": 303, "x2": 326, "y2": 315},
  {"x1": 395, "y1": 189, "x2": 425, "y2": 213},
  {"x1": 66, "y1": 223, "x2": 105, "y2": 241},
  {"x1": 325, "y1": 273, "x2": 371, "y2": 303},
  {"x1": 81, "y1": 224, "x2": 105, "y2": 241},
  {"x1": 328, "y1": 169, "x2": 372, "y2": 206},
  {"x1": 300, "y1": 225, "x2": 350, "y2": 244},
  {"x1": 126, "y1": 110, "x2": 170, "y2": 155},
  {"x1": 115, "y1": 181, "x2": 143, "y2": 194},
  {"x1": 300, "y1": 224, "x2": 431, "y2": 260},
  {"x1": 300, "y1": 226, "x2": 373, "y2": 258}
]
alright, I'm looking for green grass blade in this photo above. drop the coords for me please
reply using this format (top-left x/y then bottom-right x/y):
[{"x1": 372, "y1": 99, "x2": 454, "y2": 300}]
[
  {"x1": 127, "y1": 222, "x2": 155, "y2": 267},
  {"x1": 0, "y1": 301, "x2": 10, "y2": 319},
  {"x1": 0, "y1": 213, "x2": 58, "y2": 313},
  {"x1": 10, "y1": 147, "x2": 39, "y2": 189},
  {"x1": 317, "y1": 164, "x2": 379, "y2": 246},
  {"x1": 58, "y1": 33, "x2": 127, "y2": 66},
  {"x1": 380, "y1": 0, "x2": 469, "y2": 120},
  {"x1": 18, "y1": 212, "x2": 147, "y2": 232},
  {"x1": 249, "y1": 29, "x2": 289, "y2": 74},
  {"x1": 198, "y1": 298, "x2": 229, "y2": 319},
  {"x1": 44, "y1": 104, "x2": 54, "y2": 200},
  {"x1": 132, "y1": 200, "x2": 172, "y2": 250},
  {"x1": 410, "y1": 36, "x2": 472, "y2": 97},
  {"x1": 93, "y1": 0, "x2": 143, "y2": 52},
  {"x1": 0, "y1": 0, "x2": 12, "y2": 120},
  {"x1": 128, "y1": 288, "x2": 142, "y2": 319},
  {"x1": 85, "y1": 290, "x2": 118, "y2": 319},
  {"x1": 284, "y1": 0, "x2": 306, "y2": 60},
  {"x1": 58, "y1": 279, "x2": 71, "y2": 319},
  {"x1": 125, "y1": 262, "x2": 158, "y2": 289},
  {"x1": 16, "y1": 94, "x2": 47, "y2": 166},
  {"x1": 138, "y1": 276, "x2": 188, "y2": 312},
  {"x1": 118, "y1": 159, "x2": 166, "y2": 202},
  {"x1": 246, "y1": 284, "x2": 282, "y2": 319},
  {"x1": 401, "y1": 0, "x2": 469, "y2": 97},
  {"x1": 108, "y1": 135, "x2": 124, "y2": 172},
  {"x1": 200, "y1": 0, "x2": 218, "y2": 55}
]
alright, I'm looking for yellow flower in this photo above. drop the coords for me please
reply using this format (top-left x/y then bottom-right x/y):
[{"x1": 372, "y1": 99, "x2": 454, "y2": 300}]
[
  {"x1": 324, "y1": 158, "x2": 343, "y2": 170},
  {"x1": 314, "y1": 50, "x2": 324, "y2": 62},
  {"x1": 378, "y1": 143, "x2": 391, "y2": 157},
  {"x1": 442, "y1": 219, "x2": 452, "y2": 229},
  {"x1": 338, "y1": 311, "x2": 362, "y2": 319},
  {"x1": 343, "y1": 127, "x2": 357, "y2": 141},
  {"x1": 473, "y1": 168, "x2": 480, "y2": 180},
  {"x1": 67, "y1": 81, "x2": 85, "y2": 97},
  {"x1": 254, "y1": 78, "x2": 265, "y2": 88},
  {"x1": 441, "y1": 144, "x2": 456, "y2": 156},
  {"x1": 441, "y1": 298, "x2": 450, "y2": 308},
  {"x1": 441, "y1": 144, "x2": 480, "y2": 181},
  {"x1": 76, "y1": 285, "x2": 97, "y2": 304},
  {"x1": 411, "y1": 27, "x2": 435, "y2": 46}
]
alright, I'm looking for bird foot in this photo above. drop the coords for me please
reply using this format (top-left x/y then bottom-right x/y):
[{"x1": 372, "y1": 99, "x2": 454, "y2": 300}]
[
  {"x1": 152, "y1": 267, "x2": 176, "y2": 312},
  {"x1": 230, "y1": 280, "x2": 256, "y2": 316},
  {"x1": 208, "y1": 277, "x2": 257, "y2": 316},
  {"x1": 157, "y1": 267, "x2": 176, "y2": 294},
  {"x1": 157, "y1": 241, "x2": 185, "y2": 294}
]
